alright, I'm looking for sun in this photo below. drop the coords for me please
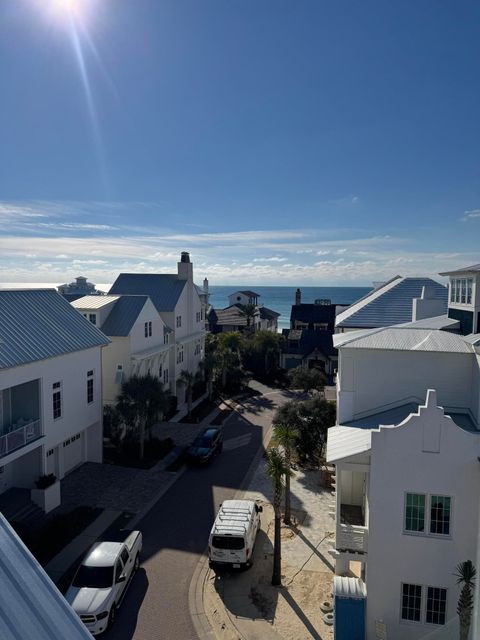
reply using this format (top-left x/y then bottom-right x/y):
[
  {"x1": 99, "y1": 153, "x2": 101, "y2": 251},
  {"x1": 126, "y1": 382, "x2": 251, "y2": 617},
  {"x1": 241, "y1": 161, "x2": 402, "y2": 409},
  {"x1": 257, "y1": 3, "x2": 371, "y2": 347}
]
[{"x1": 48, "y1": 0, "x2": 92, "y2": 23}]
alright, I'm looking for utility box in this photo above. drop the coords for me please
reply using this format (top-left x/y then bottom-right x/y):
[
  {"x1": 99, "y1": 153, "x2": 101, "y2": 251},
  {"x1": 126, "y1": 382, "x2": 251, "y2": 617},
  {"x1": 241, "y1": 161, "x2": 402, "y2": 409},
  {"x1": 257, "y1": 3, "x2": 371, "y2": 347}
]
[{"x1": 333, "y1": 576, "x2": 366, "y2": 640}]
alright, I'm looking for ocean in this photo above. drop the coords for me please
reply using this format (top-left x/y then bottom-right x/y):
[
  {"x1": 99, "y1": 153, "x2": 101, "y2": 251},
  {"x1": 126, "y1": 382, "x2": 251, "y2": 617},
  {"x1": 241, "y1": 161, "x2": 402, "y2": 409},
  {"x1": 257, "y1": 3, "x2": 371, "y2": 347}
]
[
  {"x1": 209, "y1": 285, "x2": 371, "y2": 331},
  {"x1": 0, "y1": 282, "x2": 371, "y2": 332}
]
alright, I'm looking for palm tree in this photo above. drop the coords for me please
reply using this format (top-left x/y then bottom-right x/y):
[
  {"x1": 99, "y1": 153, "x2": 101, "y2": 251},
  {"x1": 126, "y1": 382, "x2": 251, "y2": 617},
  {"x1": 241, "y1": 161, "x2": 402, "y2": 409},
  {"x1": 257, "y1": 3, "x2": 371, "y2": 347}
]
[
  {"x1": 266, "y1": 447, "x2": 290, "y2": 586},
  {"x1": 240, "y1": 303, "x2": 257, "y2": 330},
  {"x1": 273, "y1": 423, "x2": 298, "y2": 525},
  {"x1": 178, "y1": 369, "x2": 202, "y2": 419},
  {"x1": 116, "y1": 374, "x2": 167, "y2": 460},
  {"x1": 455, "y1": 560, "x2": 476, "y2": 640}
]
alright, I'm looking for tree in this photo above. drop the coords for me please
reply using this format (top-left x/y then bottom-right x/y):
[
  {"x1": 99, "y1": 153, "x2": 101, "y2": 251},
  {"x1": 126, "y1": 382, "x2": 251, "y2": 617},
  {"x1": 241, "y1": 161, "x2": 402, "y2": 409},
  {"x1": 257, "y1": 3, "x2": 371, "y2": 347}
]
[
  {"x1": 240, "y1": 303, "x2": 257, "y2": 330},
  {"x1": 116, "y1": 374, "x2": 168, "y2": 460},
  {"x1": 274, "y1": 396, "x2": 336, "y2": 465},
  {"x1": 178, "y1": 369, "x2": 202, "y2": 419},
  {"x1": 455, "y1": 560, "x2": 476, "y2": 640},
  {"x1": 287, "y1": 366, "x2": 326, "y2": 395},
  {"x1": 266, "y1": 447, "x2": 290, "y2": 586},
  {"x1": 273, "y1": 422, "x2": 298, "y2": 525}
]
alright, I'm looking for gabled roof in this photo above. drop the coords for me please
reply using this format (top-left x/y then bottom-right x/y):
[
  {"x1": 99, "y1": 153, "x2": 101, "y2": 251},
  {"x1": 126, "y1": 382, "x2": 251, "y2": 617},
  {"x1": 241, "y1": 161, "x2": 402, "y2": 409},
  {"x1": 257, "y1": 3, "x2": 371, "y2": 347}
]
[
  {"x1": 335, "y1": 277, "x2": 447, "y2": 329},
  {"x1": 101, "y1": 296, "x2": 149, "y2": 336},
  {"x1": 0, "y1": 290, "x2": 109, "y2": 369},
  {"x1": 334, "y1": 327, "x2": 474, "y2": 354},
  {"x1": 439, "y1": 263, "x2": 480, "y2": 276},
  {"x1": 214, "y1": 305, "x2": 248, "y2": 326},
  {"x1": 291, "y1": 303, "x2": 337, "y2": 326},
  {"x1": 109, "y1": 274, "x2": 186, "y2": 312},
  {"x1": 258, "y1": 306, "x2": 280, "y2": 320},
  {"x1": 238, "y1": 290, "x2": 260, "y2": 297},
  {"x1": 0, "y1": 514, "x2": 93, "y2": 640},
  {"x1": 397, "y1": 315, "x2": 460, "y2": 330}
]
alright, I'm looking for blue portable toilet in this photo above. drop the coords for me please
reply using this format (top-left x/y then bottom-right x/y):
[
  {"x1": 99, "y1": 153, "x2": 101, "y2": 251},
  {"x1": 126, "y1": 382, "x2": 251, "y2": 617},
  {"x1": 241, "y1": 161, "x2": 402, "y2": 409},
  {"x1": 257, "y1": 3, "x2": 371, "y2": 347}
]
[{"x1": 333, "y1": 576, "x2": 366, "y2": 640}]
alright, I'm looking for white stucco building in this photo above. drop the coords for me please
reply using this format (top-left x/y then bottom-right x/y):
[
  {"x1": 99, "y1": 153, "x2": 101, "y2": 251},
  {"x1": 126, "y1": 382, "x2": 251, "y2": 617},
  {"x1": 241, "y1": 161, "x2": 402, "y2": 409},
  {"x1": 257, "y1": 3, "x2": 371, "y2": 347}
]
[
  {"x1": 0, "y1": 290, "x2": 108, "y2": 499},
  {"x1": 327, "y1": 318, "x2": 480, "y2": 639},
  {"x1": 107, "y1": 252, "x2": 206, "y2": 402}
]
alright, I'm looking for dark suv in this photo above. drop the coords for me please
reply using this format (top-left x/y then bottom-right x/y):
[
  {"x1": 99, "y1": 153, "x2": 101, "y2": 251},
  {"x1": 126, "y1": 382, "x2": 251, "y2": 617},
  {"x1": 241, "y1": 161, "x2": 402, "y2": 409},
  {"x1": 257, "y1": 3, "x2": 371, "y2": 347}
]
[{"x1": 187, "y1": 427, "x2": 223, "y2": 464}]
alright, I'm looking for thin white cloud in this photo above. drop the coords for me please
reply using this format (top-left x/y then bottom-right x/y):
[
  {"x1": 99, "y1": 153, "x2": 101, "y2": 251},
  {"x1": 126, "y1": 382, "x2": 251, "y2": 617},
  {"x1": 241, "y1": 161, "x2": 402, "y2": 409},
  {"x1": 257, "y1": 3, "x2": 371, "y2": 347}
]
[{"x1": 461, "y1": 209, "x2": 480, "y2": 221}]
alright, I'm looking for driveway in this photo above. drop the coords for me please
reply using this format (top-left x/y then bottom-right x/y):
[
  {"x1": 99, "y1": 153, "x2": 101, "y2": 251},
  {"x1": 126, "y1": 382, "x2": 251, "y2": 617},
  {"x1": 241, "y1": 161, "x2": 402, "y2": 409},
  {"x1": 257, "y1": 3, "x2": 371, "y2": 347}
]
[{"x1": 103, "y1": 384, "x2": 296, "y2": 640}]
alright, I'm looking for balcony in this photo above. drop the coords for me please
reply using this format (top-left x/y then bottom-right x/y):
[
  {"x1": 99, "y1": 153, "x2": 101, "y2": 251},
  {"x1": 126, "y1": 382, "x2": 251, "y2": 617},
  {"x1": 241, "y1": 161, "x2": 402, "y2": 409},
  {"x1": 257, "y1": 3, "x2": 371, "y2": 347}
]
[
  {"x1": 0, "y1": 419, "x2": 42, "y2": 459},
  {"x1": 336, "y1": 523, "x2": 368, "y2": 554}
]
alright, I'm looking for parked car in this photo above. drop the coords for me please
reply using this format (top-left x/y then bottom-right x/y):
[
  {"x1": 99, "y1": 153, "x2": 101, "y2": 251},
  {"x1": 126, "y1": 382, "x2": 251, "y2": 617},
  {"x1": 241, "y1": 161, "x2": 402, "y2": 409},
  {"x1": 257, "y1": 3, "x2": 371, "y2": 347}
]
[
  {"x1": 65, "y1": 531, "x2": 142, "y2": 636},
  {"x1": 187, "y1": 427, "x2": 223, "y2": 464},
  {"x1": 209, "y1": 499, "x2": 262, "y2": 569}
]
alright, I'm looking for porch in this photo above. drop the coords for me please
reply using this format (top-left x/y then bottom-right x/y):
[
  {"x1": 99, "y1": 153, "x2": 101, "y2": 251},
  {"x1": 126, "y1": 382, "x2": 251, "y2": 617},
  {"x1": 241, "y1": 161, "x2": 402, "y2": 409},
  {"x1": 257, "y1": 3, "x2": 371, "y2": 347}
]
[{"x1": 0, "y1": 380, "x2": 43, "y2": 460}]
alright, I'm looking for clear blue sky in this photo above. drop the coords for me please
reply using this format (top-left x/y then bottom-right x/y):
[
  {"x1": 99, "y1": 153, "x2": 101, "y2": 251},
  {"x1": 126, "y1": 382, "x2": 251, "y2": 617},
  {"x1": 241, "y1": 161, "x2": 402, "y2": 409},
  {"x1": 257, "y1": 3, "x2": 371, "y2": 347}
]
[{"x1": 1, "y1": 0, "x2": 479, "y2": 285}]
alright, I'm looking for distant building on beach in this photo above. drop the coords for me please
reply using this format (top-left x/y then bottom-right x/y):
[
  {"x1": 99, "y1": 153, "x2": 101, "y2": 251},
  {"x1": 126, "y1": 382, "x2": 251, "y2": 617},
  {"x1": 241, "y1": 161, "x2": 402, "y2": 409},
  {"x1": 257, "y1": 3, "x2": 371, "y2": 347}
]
[
  {"x1": 208, "y1": 290, "x2": 279, "y2": 334},
  {"x1": 57, "y1": 276, "x2": 103, "y2": 302}
]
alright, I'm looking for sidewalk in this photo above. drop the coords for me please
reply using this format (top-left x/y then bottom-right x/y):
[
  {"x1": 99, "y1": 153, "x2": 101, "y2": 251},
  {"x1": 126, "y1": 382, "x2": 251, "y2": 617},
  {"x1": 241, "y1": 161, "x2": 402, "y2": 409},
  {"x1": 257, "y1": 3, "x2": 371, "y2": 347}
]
[{"x1": 203, "y1": 459, "x2": 335, "y2": 640}]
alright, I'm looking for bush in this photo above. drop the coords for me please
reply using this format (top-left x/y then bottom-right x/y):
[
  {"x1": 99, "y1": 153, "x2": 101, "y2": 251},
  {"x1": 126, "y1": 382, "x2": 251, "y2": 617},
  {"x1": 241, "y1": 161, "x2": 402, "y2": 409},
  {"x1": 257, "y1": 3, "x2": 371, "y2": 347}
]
[
  {"x1": 192, "y1": 379, "x2": 207, "y2": 401},
  {"x1": 35, "y1": 474, "x2": 56, "y2": 489},
  {"x1": 287, "y1": 366, "x2": 326, "y2": 394},
  {"x1": 165, "y1": 395, "x2": 178, "y2": 420}
]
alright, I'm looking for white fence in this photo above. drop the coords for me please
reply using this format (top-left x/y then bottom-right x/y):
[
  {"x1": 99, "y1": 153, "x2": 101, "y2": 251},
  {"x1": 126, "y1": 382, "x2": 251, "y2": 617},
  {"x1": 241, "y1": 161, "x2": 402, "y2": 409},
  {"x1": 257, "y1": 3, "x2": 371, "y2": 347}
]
[{"x1": 0, "y1": 420, "x2": 42, "y2": 458}]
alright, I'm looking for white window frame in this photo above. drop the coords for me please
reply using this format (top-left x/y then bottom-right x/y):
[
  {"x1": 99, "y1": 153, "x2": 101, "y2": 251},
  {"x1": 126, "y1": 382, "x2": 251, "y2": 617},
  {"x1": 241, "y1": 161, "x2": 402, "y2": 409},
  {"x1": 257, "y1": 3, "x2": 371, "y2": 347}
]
[
  {"x1": 87, "y1": 370, "x2": 94, "y2": 404},
  {"x1": 399, "y1": 583, "x2": 448, "y2": 627},
  {"x1": 176, "y1": 315, "x2": 182, "y2": 328},
  {"x1": 88, "y1": 313, "x2": 97, "y2": 325},
  {"x1": 403, "y1": 492, "x2": 452, "y2": 539},
  {"x1": 52, "y1": 381, "x2": 62, "y2": 421}
]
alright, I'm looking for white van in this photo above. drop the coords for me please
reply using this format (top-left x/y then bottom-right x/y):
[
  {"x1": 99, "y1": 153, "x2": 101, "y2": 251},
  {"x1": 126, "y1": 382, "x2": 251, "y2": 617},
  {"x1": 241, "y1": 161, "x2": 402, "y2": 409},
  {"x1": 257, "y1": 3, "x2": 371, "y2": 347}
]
[{"x1": 208, "y1": 499, "x2": 263, "y2": 569}]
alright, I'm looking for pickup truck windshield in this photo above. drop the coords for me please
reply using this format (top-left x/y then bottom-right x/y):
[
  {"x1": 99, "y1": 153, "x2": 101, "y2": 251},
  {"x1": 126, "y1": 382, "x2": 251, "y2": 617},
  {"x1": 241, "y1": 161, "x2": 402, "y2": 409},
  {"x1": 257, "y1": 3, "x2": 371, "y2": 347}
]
[
  {"x1": 212, "y1": 536, "x2": 244, "y2": 550},
  {"x1": 73, "y1": 565, "x2": 114, "y2": 589}
]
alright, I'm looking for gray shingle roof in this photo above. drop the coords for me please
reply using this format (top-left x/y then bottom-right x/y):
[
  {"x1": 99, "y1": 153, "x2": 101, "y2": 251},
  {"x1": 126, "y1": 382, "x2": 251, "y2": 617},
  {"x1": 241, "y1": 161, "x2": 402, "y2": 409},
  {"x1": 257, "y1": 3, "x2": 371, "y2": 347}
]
[
  {"x1": 0, "y1": 514, "x2": 93, "y2": 640},
  {"x1": 101, "y1": 296, "x2": 149, "y2": 336},
  {"x1": 109, "y1": 274, "x2": 186, "y2": 312},
  {"x1": 336, "y1": 277, "x2": 447, "y2": 328},
  {"x1": 258, "y1": 306, "x2": 280, "y2": 320},
  {"x1": 0, "y1": 289, "x2": 109, "y2": 370}
]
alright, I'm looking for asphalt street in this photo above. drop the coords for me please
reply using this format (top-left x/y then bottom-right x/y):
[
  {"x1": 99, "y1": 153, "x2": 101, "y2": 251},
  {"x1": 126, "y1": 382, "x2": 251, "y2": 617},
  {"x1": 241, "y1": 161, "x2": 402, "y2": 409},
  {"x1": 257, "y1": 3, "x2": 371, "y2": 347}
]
[{"x1": 103, "y1": 386, "x2": 293, "y2": 640}]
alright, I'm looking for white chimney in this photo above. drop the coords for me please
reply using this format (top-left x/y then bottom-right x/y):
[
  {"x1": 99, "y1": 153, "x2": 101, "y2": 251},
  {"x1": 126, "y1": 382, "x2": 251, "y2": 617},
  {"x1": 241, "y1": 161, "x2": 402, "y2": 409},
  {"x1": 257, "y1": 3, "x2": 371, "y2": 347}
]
[
  {"x1": 412, "y1": 286, "x2": 445, "y2": 321},
  {"x1": 178, "y1": 251, "x2": 193, "y2": 281}
]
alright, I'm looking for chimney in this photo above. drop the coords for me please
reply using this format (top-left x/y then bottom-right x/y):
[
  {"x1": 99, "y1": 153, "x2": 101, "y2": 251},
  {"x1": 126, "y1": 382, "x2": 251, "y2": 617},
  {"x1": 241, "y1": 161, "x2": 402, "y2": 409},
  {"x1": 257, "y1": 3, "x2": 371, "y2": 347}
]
[
  {"x1": 178, "y1": 251, "x2": 193, "y2": 281},
  {"x1": 295, "y1": 288, "x2": 301, "y2": 305},
  {"x1": 412, "y1": 285, "x2": 445, "y2": 321},
  {"x1": 203, "y1": 277, "x2": 209, "y2": 294}
]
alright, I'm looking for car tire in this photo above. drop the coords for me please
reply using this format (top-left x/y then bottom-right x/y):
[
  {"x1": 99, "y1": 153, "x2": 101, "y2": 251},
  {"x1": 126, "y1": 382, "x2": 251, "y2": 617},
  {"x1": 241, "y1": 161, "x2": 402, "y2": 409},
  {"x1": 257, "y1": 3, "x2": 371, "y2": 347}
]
[{"x1": 108, "y1": 606, "x2": 116, "y2": 629}]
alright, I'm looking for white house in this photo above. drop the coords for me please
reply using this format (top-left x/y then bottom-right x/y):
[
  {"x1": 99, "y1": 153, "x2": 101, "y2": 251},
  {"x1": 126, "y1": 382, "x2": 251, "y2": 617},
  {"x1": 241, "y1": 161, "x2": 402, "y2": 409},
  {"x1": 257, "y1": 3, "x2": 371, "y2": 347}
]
[
  {"x1": 439, "y1": 263, "x2": 480, "y2": 335},
  {"x1": 327, "y1": 324, "x2": 480, "y2": 639},
  {"x1": 0, "y1": 289, "x2": 108, "y2": 500},
  {"x1": 108, "y1": 252, "x2": 206, "y2": 402},
  {"x1": 72, "y1": 294, "x2": 172, "y2": 404},
  {"x1": 228, "y1": 290, "x2": 260, "y2": 307}
]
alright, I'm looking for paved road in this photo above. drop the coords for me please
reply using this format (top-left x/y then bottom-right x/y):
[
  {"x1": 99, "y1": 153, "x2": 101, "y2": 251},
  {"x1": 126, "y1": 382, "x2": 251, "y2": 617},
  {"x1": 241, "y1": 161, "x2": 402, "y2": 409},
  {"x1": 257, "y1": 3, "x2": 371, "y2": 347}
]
[{"x1": 104, "y1": 385, "x2": 294, "y2": 640}]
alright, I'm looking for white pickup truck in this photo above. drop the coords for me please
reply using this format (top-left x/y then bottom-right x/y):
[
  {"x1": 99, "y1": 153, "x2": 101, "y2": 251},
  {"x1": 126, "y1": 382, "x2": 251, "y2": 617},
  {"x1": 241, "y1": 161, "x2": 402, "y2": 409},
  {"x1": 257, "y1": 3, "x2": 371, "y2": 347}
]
[{"x1": 66, "y1": 531, "x2": 142, "y2": 636}]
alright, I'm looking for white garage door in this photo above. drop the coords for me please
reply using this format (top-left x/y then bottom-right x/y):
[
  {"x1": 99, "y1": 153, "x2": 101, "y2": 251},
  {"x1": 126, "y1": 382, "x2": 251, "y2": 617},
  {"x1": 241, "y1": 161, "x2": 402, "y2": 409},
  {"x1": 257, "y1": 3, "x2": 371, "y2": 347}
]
[{"x1": 63, "y1": 433, "x2": 83, "y2": 474}]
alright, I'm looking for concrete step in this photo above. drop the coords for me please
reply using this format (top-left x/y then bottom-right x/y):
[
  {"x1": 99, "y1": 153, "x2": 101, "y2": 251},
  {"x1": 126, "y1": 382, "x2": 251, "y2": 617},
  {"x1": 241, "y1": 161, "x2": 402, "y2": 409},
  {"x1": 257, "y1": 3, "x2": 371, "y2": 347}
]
[{"x1": 11, "y1": 502, "x2": 45, "y2": 530}]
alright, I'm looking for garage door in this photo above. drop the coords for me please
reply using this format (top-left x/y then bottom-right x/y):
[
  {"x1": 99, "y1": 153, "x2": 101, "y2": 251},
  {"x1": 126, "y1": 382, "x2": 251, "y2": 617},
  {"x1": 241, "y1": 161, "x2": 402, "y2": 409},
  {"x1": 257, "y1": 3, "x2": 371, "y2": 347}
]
[{"x1": 63, "y1": 433, "x2": 83, "y2": 474}]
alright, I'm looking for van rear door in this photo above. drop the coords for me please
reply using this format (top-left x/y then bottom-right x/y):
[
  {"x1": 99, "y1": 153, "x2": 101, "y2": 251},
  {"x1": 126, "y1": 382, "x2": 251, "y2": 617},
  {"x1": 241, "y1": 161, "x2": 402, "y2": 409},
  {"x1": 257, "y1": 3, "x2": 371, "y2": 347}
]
[{"x1": 211, "y1": 535, "x2": 245, "y2": 565}]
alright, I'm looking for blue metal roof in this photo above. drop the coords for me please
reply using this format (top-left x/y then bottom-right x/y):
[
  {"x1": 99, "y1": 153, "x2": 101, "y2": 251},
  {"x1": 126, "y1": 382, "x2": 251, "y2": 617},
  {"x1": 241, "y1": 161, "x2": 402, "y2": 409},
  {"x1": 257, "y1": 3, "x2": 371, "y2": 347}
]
[
  {"x1": 336, "y1": 278, "x2": 447, "y2": 328},
  {"x1": 101, "y1": 295, "x2": 149, "y2": 336},
  {"x1": 0, "y1": 290, "x2": 109, "y2": 370},
  {"x1": 109, "y1": 274, "x2": 186, "y2": 312},
  {"x1": 0, "y1": 514, "x2": 92, "y2": 640}
]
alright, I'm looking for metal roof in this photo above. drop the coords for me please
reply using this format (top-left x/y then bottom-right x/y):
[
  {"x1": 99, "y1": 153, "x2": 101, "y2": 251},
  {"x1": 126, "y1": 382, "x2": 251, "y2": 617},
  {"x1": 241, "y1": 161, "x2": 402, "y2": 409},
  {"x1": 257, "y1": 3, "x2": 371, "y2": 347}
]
[
  {"x1": 0, "y1": 290, "x2": 109, "y2": 369},
  {"x1": 258, "y1": 306, "x2": 280, "y2": 320},
  {"x1": 333, "y1": 576, "x2": 367, "y2": 599},
  {"x1": 71, "y1": 295, "x2": 119, "y2": 310},
  {"x1": 397, "y1": 315, "x2": 460, "y2": 330},
  {"x1": 335, "y1": 277, "x2": 447, "y2": 328},
  {"x1": 238, "y1": 290, "x2": 260, "y2": 297},
  {"x1": 462, "y1": 333, "x2": 480, "y2": 346},
  {"x1": 439, "y1": 263, "x2": 480, "y2": 276},
  {"x1": 290, "y1": 303, "x2": 337, "y2": 327},
  {"x1": 337, "y1": 327, "x2": 474, "y2": 354},
  {"x1": 326, "y1": 426, "x2": 373, "y2": 463},
  {"x1": 109, "y1": 274, "x2": 186, "y2": 312},
  {"x1": 100, "y1": 296, "x2": 149, "y2": 336},
  {"x1": 0, "y1": 514, "x2": 93, "y2": 640}
]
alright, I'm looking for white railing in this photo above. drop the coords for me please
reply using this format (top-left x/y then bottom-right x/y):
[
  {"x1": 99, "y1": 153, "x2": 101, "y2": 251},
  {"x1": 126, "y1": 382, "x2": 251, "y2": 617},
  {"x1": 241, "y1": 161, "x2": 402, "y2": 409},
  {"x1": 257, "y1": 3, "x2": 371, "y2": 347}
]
[
  {"x1": 0, "y1": 420, "x2": 42, "y2": 458},
  {"x1": 336, "y1": 523, "x2": 368, "y2": 553}
]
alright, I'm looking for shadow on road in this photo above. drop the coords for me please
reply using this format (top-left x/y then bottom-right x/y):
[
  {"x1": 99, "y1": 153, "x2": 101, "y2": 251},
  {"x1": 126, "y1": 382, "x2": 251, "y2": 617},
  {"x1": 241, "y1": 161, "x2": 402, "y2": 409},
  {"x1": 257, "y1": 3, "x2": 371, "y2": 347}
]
[{"x1": 103, "y1": 568, "x2": 149, "y2": 640}]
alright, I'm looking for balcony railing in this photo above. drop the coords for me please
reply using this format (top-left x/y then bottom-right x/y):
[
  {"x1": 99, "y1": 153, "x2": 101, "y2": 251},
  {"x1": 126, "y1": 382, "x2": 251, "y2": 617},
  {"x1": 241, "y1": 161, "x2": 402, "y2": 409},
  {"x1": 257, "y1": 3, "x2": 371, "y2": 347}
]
[
  {"x1": 336, "y1": 523, "x2": 368, "y2": 554},
  {"x1": 0, "y1": 420, "x2": 42, "y2": 459}
]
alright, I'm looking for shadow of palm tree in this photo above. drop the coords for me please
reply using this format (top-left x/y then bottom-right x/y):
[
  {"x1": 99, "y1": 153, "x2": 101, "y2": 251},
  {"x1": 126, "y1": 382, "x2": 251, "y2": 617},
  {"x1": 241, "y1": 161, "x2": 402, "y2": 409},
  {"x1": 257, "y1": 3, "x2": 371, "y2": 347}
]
[{"x1": 279, "y1": 588, "x2": 323, "y2": 640}]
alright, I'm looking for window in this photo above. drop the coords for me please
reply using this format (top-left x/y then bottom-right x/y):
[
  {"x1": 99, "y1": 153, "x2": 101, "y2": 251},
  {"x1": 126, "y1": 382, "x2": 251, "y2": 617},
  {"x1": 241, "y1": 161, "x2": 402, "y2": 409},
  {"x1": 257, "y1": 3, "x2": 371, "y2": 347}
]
[
  {"x1": 426, "y1": 587, "x2": 447, "y2": 625},
  {"x1": 194, "y1": 341, "x2": 201, "y2": 356},
  {"x1": 177, "y1": 345, "x2": 184, "y2": 364},
  {"x1": 87, "y1": 370, "x2": 94, "y2": 404},
  {"x1": 451, "y1": 278, "x2": 473, "y2": 304},
  {"x1": 401, "y1": 583, "x2": 422, "y2": 622},
  {"x1": 144, "y1": 321, "x2": 152, "y2": 338},
  {"x1": 114, "y1": 561, "x2": 123, "y2": 583},
  {"x1": 46, "y1": 448, "x2": 55, "y2": 457},
  {"x1": 120, "y1": 548, "x2": 129, "y2": 566},
  {"x1": 196, "y1": 311, "x2": 201, "y2": 323},
  {"x1": 115, "y1": 365, "x2": 124, "y2": 385},
  {"x1": 52, "y1": 382, "x2": 62, "y2": 420},
  {"x1": 405, "y1": 493, "x2": 425, "y2": 532},
  {"x1": 201, "y1": 309, "x2": 203, "y2": 320},
  {"x1": 176, "y1": 315, "x2": 182, "y2": 328},
  {"x1": 163, "y1": 328, "x2": 169, "y2": 344},
  {"x1": 159, "y1": 363, "x2": 163, "y2": 378},
  {"x1": 88, "y1": 313, "x2": 96, "y2": 325},
  {"x1": 430, "y1": 496, "x2": 451, "y2": 535},
  {"x1": 163, "y1": 369, "x2": 169, "y2": 384}
]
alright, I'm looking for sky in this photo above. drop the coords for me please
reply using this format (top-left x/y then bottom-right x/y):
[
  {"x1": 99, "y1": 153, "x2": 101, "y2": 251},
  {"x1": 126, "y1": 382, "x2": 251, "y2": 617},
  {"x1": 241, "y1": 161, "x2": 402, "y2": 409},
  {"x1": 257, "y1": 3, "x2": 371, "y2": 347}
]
[{"x1": 0, "y1": 0, "x2": 479, "y2": 286}]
